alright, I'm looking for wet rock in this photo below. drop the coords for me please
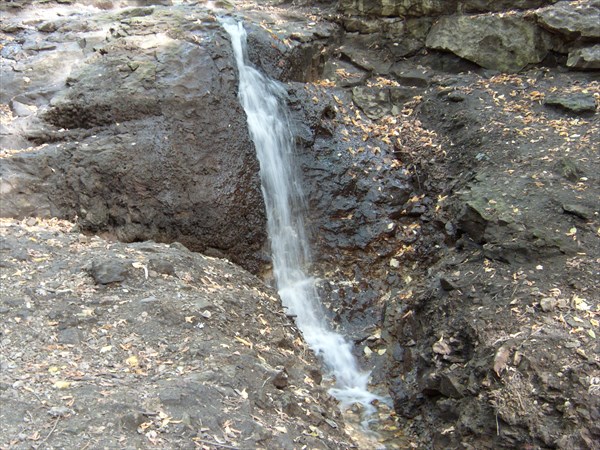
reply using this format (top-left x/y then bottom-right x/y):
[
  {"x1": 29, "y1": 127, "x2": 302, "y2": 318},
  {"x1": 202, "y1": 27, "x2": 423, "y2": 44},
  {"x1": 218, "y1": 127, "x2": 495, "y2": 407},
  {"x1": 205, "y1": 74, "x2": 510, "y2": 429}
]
[
  {"x1": 426, "y1": 14, "x2": 551, "y2": 72},
  {"x1": 339, "y1": 34, "x2": 394, "y2": 74},
  {"x1": 352, "y1": 86, "x2": 391, "y2": 120},
  {"x1": 446, "y1": 91, "x2": 466, "y2": 102},
  {"x1": 567, "y1": 45, "x2": 600, "y2": 70},
  {"x1": 535, "y1": 0, "x2": 600, "y2": 40},
  {"x1": 439, "y1": 276, "x2": 458, "y2": 292},
  {"x1": 439, "y1": 373, "x2": 464, "y2": 398},
  {"x1": 88, "y1": 259, "x2": 130, "y2": 285},
  {"x1": 544, "y1": 92, "x2": 597, "y2": 114},
  {"x1": 352, "y1": 86, "x2": 420, "y2": 120},
  {"x1": 324, "y1": 59, "x2": 369, "y2": 88}
]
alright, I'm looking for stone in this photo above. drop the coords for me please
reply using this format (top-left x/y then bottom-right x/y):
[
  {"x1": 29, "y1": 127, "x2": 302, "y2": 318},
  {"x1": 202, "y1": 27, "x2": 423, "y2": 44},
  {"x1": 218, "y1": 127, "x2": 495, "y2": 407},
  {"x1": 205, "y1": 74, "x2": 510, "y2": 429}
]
[
  {"x1": 340, "y1": 34, "x2": 394, "y2": 74},
  {"x1": 554, "y1": 157, "x2": 584, "y2": 181},
  {"x1": 352, "y1": 86, "x2": 392, "y2": 120},
  {"x1": 89, "y1": 259, "x2": 129, "y2": 285},
  {"x1": 540, "y1": 297, "x2": 558, "y2": 312},
  {"x1": 343, "y1": 17, "x2": 382, "y2": 34},
  {"x1": 339, "y1": 0, "x2": 457, "y2": 17},
  {"x1": 324, "y1": 60, "x2": 369, "y2": 88},
  {"x1": 439, "y1": 277, "x2": 457, "y2": 291},
  {"x1": 567, "y1": 45, "x2": 600, "y2": 70},
  {"x1": 48, "y1": 406, "x2": 72, "y2": 417},
  {"x1": 459, "y1": 0, "x2": 558, "y2": 13},
  {"x1": 148, "y1": 258, "x2": 175, "y2": 276},
  {"x1": 58, "y1": 328, "x2": 82, "y2": 345},
  {"x1": 536, "y1": 0, "x2": 600, "y2": 40},
  {"x1": 562, "y1": 203, "x2": 594, "y2": 220},
  {"x1": 447, "y1": 91, "x2": 466, "y2": 102},
  {"x1": 391, "y1": 65, "x2": 432, "y2": 87},
  {"x1": 352, "y1": 86, "x2": 420, "y2": 119},
  {"x1": 426, "y1": 14, "x2": 551, "y2": 72},
  {"x1": 272, "y1": 370, "x2": 290, "y2": 389},
  {"x1": 544, "y1": 93, "x2": 597, "y2": 114}
]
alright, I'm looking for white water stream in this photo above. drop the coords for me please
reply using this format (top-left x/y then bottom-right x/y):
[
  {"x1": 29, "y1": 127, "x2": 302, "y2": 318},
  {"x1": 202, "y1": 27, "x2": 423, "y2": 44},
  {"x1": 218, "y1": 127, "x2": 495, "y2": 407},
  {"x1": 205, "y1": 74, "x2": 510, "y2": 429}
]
[{"x1": 221, "y1": 19, "x2": 383, "y2": 416}]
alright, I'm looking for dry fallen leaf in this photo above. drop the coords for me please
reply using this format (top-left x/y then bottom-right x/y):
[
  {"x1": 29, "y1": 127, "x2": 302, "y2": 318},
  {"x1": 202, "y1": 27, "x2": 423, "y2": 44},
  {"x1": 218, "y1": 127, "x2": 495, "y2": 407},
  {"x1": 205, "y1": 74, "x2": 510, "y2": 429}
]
[
  {"x1": 235, "y1": 336, "x2": 253, "y2": 349},
  {"x1": 53, "y1": 380, "x2": 71, "y2": 390},
  {"x1": 432, "y1": 336, "x2": 451, "y2": 356},
  {"x1": 126, "y1": 355, "x2": 139, "y2": 367}
]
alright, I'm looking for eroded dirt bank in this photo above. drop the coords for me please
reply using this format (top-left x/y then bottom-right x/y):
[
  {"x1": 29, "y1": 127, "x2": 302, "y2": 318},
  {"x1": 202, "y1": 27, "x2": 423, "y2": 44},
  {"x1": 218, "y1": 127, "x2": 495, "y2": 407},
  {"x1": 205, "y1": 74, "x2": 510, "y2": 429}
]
[{"x1": 1, "y1": 0, "x2": 599, "y2": 449}]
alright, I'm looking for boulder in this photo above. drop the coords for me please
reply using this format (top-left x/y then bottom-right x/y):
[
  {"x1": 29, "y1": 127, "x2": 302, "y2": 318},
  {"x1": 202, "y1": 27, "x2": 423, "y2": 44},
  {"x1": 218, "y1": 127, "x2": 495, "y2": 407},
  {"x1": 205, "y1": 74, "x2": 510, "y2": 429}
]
[
  {"x1": 567, "y1": 44, "x2": 600, "y2": 69},
  {"x1": 535, "y1": 0, "x2": 600, "y2": 40},
  {"x1": 426, "y1": 14, "x2": 552, "y2": 72}
]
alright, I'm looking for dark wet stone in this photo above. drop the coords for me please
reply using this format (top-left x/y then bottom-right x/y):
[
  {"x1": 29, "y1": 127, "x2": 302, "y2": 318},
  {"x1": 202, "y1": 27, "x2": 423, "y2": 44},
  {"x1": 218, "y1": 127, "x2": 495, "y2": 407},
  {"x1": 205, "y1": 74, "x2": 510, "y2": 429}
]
[{"x1": 439, "y1": 277, "x2": 458, "y2": 291}]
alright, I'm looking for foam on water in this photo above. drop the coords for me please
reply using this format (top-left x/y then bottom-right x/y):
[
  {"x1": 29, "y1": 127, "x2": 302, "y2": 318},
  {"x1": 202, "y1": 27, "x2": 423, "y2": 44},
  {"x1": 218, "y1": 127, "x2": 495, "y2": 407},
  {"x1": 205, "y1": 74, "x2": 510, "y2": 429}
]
[{"x1": 221, "y1": 18, "x2": 385, "y2": 416}]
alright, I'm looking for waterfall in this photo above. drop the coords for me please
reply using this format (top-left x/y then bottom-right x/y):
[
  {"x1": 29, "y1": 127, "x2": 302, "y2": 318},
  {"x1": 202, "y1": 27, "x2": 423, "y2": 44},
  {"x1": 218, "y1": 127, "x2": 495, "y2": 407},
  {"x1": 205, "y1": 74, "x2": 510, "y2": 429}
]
[{"x1": 221, "y1": 19, "x2": 382, "y2": 415}]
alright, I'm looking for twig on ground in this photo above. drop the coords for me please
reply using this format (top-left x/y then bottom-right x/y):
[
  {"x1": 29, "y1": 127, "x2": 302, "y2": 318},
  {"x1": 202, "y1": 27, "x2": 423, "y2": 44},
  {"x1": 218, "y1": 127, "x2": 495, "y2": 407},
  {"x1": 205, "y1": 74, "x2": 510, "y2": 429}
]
[
  {"x1": 194, "y1": 438, "x2": 239, "y2": 449},
  {"x1": 34, "y1": 417, "x2": 60, "y2": 449}
]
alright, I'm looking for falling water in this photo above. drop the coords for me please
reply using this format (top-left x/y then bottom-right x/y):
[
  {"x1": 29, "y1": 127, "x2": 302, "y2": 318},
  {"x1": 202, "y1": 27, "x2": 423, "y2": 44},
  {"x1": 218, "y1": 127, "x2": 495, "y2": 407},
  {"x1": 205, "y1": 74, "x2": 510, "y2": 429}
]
[{"x1": 221, "y1": 19, "x2": 383, "y2": 415}]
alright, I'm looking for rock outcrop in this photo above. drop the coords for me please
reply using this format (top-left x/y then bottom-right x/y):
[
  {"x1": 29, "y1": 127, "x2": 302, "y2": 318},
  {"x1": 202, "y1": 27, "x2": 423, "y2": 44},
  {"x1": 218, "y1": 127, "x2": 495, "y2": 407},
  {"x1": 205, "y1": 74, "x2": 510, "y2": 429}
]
[
  {"x1": 0, "y1": 2, "x2": 267, "y2": 273},
  {"x1": 338, "y1": 0, "x2": 600, "y2": 73}
]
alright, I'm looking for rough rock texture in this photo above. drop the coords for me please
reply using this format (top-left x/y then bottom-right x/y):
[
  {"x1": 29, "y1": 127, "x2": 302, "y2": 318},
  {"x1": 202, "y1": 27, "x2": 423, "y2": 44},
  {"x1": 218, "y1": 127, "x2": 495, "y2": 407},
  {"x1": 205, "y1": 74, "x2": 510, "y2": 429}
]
[
  {"x1": 567, "y1": 44, "x2": 600, "y2": 69},
  {"x1": 425, "y1": 14, "x2": 552, "y2": 72},
  {"x1": 339, "y1": 0, "x2": 559, "y2": 16},
  {"x1": 382, "y1": 69, "x2": 599, "y2": 449},
  {"x1": 0, "y1": 2, "x2": 267, "y2": 273},
  {"x1": 0, "y1": 218, "x2": 353, "y2": 449},
  {"x1": 339, "y1": 0, "x2": 457, "y2": 17},
  {"x1": 2, "y1": 1, "x2": 599, "y2": 449},
  {"x1": 535, "y1": 0, "x2": 600, "y2": 40},
  {"x1": 459, "y1": 0, "x2": 558, "y2": 12},
  {"x1": 337, "y1": 0, "x2": 600, "y2": 73}
]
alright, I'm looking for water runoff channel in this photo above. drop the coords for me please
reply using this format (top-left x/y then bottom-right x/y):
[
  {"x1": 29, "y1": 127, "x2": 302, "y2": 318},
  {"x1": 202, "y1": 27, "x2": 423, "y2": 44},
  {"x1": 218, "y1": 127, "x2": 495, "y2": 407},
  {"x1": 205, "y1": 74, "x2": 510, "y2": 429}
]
[{"x1": 221, "y1": 18, "x2": 390, "y2": 434}]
